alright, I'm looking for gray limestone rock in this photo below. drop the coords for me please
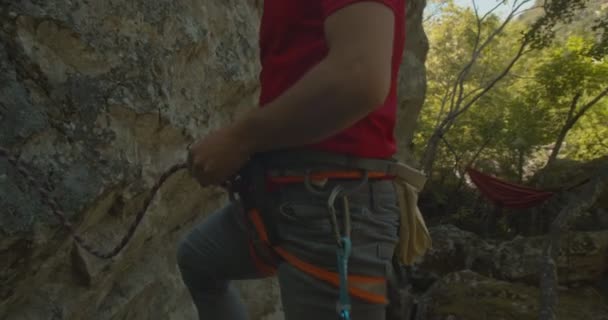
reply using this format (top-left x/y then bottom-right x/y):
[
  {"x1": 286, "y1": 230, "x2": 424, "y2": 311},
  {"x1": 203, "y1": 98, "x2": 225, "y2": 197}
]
[{"x1": 0, "y1": 1, "x2": 429, "y2": 319}]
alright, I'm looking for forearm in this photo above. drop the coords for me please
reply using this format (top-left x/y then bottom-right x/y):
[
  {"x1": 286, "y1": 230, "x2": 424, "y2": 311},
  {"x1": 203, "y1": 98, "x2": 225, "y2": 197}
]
[{"x1": 233, "y1": 53, "x2": 390, "y2": 153}]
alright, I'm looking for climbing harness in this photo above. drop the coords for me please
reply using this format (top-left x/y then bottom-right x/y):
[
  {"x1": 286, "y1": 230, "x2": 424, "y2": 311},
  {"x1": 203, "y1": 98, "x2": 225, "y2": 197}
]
[
  {"x1": 231, "y1": 164, "x2": 388, "y2": 306},
  {"x1": 235, "y1": 154, "x2": 402, "y2": 318},
  {"x1": 231, "y1": 150, "x2": 430, "y2": 316},
  {"x1": 0, "y1": 146, "x2": 188, "y2": 259}
]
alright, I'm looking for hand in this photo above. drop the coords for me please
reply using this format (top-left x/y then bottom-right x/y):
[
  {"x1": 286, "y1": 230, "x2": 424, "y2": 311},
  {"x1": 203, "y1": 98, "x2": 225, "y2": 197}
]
[{"x1": 187, "y1": 125, "x2": 254, "y2": 187}]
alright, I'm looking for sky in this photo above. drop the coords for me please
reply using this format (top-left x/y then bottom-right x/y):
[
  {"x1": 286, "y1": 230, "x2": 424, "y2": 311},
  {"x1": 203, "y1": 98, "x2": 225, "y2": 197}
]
[{"x1": 452, "y1": 0, "x2": 536, "y2": 17}]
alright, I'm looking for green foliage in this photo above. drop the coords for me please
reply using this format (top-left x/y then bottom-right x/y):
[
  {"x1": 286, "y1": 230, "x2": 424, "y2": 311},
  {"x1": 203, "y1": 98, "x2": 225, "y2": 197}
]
[
  {"x1": 535, "y1": 37, "x2": 608, "y2": 102},
  {"x1": 591, "y1": 18, "x2": 608, "y2": 58},
  {"x1": 524, "y1": 0, "x2": 587, "y2": 49},
  {"x1": 528, "y1": 0, "x2": 608, "y2": 57},
  {"x1": 419, "y1": 1, "x2": 536, "y2": 179},
  {"x1": 565, "y1": 105, "x2": 608, "y2": 160},
  {"x1": 530, "y1": 36, "x2": 608, "y2": 159},
  {"x1": 418, "y1": 0, "x2": 608, "y2": 187}
]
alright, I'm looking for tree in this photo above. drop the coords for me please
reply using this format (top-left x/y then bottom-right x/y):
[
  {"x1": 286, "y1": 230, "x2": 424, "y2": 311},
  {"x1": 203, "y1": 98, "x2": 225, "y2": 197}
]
[
  {"x1": 562, "y1": 103, "x2": 608, "y2": 160},
  {"x1": 419, "y1": 0, "x2": 594, "y2": 176},
  {"x1": 419, "y1": 1, "x2": 530, "y2": 176},
  {"x1": 527, "y1": 0, "x2": 608, "y2": 58},
  {"x1": 533, "y1": 37, "x2": 608, "y2": 166}
]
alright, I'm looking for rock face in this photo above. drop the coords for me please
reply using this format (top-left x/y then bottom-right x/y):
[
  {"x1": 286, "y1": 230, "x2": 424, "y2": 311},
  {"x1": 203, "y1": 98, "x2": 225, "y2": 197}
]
[
  {"x1": 416, "y1": 270, "x2": 608, "y2": 320},
  {"x1": 396, "y1": 0, "x2": 430, "y2": 165},
  {"x1": 405, "y1": 225, "x2": 608, "y2": 319},
  {"x1": 0, "y1": 1, "x2": 429, "y2": 319},
  {"x1": 417, "y1": 225, "x2": 608, "y2": 285},
  {"x1": 534, "y1": 156, "x2": 608, "y2": 232}
]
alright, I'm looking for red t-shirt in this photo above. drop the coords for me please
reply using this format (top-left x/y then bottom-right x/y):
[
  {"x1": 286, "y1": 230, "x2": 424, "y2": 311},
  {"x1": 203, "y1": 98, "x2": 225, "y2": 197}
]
[{"x1": 258, "y1": 0, "x2": 406, "y2": 159}]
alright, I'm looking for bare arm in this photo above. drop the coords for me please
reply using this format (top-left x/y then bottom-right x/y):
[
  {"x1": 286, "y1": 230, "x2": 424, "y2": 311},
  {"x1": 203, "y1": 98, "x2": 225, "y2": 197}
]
[{"x1": 234, "y1": 2, "x2": 397, "y2": 153}]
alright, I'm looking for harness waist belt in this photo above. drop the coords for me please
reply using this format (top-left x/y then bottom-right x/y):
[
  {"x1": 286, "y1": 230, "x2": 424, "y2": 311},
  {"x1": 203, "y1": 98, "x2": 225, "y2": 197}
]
[{"x1": 254, "y1": 149, "x2": 428, "y2": 191}]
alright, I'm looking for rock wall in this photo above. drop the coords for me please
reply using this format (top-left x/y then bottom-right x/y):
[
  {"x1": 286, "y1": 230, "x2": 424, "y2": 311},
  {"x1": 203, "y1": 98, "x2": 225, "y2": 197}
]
[
  {"x1": 0, "y1": 1, "x2": 429, "y2": 319},
  {"x1": 408, "y1": 225, "x2": 608, "y2": 320},
  {"x1": 396, "y1": 0, "x2": 429, "y2": 165},
  {"x1": 415, "y1": 271, "x2": 608, "y2": 320},
  {"x1": 417, "y1": 224, "x2": 608, "y2": 286}
]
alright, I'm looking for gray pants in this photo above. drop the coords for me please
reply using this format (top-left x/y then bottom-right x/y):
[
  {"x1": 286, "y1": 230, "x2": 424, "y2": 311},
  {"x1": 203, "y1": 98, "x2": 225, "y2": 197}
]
[{"x1": 176, "y1": 178, "x2": 400, "y2": 320}]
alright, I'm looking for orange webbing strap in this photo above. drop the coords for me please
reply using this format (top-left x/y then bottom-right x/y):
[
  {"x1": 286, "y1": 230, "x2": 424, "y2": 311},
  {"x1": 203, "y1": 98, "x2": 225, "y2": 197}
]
[
  {"x1": 246, "y1": 209, "x2": 279, "y2": 276},
  {"x1": 249, "y1": 210, "x2": 270, "y2": 243},
  {"x1": 273, "y1": 247, "x2": 388, "y2": 304},
  {"x1": 267, "y1": 171, "x2": 393, "y2": 184},
  {"x1": 248, "y1": 241, "x2": 278, "y2": 276},
  {"x1": 248, "y1": 209, "x2": 388, "y2": 305}
]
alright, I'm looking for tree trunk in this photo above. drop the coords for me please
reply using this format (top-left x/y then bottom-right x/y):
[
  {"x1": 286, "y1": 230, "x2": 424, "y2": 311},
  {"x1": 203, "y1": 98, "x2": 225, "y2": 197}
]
[
  {"x1": 538, "y1": 171, "x2": 607, "y2": 320},
  {"x1": 546, "y1": 119, "x2": 574, "y2": 167},
  {"x1": 421, "y1": 132, "x2": 442, "y2": 176},
  {"x1": 517, "y1": 148, "x2": 525, "y2": 183},
  {"x1": 546, "y1": 88, "x2": 608, "y2": 167}
]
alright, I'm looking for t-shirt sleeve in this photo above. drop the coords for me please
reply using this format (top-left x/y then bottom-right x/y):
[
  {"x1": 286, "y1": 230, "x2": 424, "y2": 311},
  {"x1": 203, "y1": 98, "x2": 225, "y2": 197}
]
[{"x1": 321, "y1": 0, "x2": 401, "y2": 19}]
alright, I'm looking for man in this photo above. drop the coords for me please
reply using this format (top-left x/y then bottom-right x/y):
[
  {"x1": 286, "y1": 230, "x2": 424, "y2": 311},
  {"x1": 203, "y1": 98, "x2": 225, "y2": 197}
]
[{"x1": 178, "y1": 1, "x2": 408, "y2": 319}]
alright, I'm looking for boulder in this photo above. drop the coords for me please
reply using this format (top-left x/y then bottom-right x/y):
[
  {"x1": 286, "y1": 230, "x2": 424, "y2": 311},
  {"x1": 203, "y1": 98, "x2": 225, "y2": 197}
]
[
  {"x1": 494, "y1": 229, "x2": 608, "y2": 285},
  {"x1": 415, "y1": 270, "x2": 608, "y2": 320},
  {"x1": 532, "y1": 156, "x2": 608, "y2": 232},
  {"x1": 417, "y1": 225, "x2": 608, "y2": 286}
]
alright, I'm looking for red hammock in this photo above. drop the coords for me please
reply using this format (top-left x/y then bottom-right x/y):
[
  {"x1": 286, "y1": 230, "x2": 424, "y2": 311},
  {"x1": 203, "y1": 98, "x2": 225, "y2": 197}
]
[{"x1": 466, "y1": 167, "x2": 554, "y2": 209}]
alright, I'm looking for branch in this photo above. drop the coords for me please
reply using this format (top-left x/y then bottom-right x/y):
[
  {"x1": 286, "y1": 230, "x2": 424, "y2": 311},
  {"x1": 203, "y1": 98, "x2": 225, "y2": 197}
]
[
  {"x1": 435, "y1": 85, "x2": 452, "y2": 129},
  {"x1": 572, "y1": 87, "x2": 608, "y2": 124},
  {"x1": 478, "y1": 0, "x2": 504, "y2": 22},
  {"x1": 449, "y1": 39, "x2": 528, "y2": 121},
  {"x1": 514, "y1": 5, "x2": 544, "y2": 17},
  {"x1": 447, "y1": 0, "x2": 489, "y2": 115},
  {"x1": 461, "y1": 86, "x2": 485, "y2": 102},
  {"x1": 471, "y1": 0, "x2": 491, "y2": 45},
  {"x1": 449, "y1": 0, "x2": 532, "y2": 116},
  {"x1": 466, "y1": 137, "x2": 492, "y2": 169},
  {"x1": 456, "y1": 0, "x2": 502, "y2": 103},
  {"x1": 456, "y1": 71, "x2": 467, "y2": 111},
  {"x1": 565, "y1": 92, "x2": 583, "y2": 123},
  {"x1": 440, "y1": 134, "x2": 460, "y2": 164},
  {"x1": 477, "y1": 63, "x2": 490, "y2": 85},
  {"x1": 475, "y1": 0, "x2": 532, "y2": 58},
  {"x1": 424, "y1": 0, "x2": 449, "y2": 22},
  {"x1": 509, "y1": 73, "x2": 536, "y2": 80}
]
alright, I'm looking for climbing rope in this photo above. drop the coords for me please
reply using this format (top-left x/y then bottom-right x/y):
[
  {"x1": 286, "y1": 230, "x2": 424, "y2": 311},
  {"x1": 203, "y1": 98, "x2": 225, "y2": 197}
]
[{"x1": 0, "y1": 146, "x2": 188, "y2": 259}]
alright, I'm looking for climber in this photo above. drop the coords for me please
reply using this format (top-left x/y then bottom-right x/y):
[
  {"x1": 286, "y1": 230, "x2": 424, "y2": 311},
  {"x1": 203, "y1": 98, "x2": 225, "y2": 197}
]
[{"x1": 177, "y1": 1, "x2": 429, "y2": 319}]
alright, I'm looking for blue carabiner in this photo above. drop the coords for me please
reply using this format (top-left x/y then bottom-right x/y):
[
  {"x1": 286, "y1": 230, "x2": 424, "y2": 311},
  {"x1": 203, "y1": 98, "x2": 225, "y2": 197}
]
[{"x1": 337, "y1": 237, "x2": 352, "y2": 320}]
